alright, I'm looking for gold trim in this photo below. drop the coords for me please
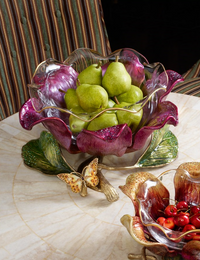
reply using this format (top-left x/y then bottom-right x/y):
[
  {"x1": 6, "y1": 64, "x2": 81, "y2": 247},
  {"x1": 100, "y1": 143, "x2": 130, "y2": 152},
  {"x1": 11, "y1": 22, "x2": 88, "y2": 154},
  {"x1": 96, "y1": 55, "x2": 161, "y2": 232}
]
[{"x1": 28, "y1": 86, "x2": 166, "y2": 123}]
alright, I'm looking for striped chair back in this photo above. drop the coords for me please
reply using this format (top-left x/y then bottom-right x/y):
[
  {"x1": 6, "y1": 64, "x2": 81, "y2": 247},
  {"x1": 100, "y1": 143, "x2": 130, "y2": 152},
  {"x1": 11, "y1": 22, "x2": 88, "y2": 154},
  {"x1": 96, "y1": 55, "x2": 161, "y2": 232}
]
[
  {"x1": 0, "y1": 0, "x2": 111, "y2": 120},
  {"x1": 172, "y1": 59, "x2": 200, "y2": 96}
]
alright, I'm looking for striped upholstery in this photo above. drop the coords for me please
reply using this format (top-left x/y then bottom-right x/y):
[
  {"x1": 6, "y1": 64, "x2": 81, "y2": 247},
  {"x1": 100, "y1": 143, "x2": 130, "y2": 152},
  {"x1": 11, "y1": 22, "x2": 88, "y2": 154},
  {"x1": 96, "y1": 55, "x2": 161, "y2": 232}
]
[
  {"x1": 172, "y1": 60, "x2": 200, "y2": 96},
  {"x1": 0, "y1": 0, "x2": 111, "y2": 120}
]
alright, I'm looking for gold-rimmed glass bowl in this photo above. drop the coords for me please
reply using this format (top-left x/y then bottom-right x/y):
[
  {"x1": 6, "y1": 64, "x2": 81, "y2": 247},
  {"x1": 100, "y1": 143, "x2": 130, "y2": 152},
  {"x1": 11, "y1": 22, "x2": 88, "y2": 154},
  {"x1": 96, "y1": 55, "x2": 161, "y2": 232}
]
[{"x1": 19, "y1": 48, "x2": 183, "y2": 158}]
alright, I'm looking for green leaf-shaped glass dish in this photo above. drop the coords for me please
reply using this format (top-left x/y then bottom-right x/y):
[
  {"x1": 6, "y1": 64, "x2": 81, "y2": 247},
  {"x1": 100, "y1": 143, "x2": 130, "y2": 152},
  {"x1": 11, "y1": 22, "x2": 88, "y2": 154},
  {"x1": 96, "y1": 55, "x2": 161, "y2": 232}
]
[
  {"x1": 22, "y1": 131, "x2": 73, "y2": 175},
  {"x1": 22, "y1": 124, "x2": 178, "y2": 175}
]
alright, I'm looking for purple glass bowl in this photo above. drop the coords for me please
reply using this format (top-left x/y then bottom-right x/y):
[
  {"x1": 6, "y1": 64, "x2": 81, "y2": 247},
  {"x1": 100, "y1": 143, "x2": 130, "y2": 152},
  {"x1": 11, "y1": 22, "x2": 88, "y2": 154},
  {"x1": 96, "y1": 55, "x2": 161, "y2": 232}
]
[
  {"x1": 19, "y1": 48, "x2": 183, "y2": 157},
  {"x1": 120, "y1": 162, "x2": 200, "y2": 258}
]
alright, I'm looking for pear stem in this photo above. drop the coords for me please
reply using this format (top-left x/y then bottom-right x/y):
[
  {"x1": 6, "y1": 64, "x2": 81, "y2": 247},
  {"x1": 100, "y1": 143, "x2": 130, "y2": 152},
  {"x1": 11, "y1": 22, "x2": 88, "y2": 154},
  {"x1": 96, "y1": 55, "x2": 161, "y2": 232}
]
[
  {"x1": 115, "y1": 55, "x2": 119, "y2": 62},
  {"x1": 114, "y1": 96, "x2": 120, "y2": 104},
  {"x1": 76, "y1": 78, "x2": 81, "y2": 86},
  {"x1": 58, "y1": 89, "x2": 66, "y2": 94},
  {"x1": 96, "y1": 60, "x2": 102, "y2": 69}
]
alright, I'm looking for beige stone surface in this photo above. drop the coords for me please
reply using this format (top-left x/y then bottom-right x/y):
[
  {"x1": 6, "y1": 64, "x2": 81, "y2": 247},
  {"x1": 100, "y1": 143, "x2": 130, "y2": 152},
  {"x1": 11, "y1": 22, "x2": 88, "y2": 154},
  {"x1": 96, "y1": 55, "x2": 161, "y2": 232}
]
[{"x1": 0, "y1": 93, "x2": 200, "y2": 260}]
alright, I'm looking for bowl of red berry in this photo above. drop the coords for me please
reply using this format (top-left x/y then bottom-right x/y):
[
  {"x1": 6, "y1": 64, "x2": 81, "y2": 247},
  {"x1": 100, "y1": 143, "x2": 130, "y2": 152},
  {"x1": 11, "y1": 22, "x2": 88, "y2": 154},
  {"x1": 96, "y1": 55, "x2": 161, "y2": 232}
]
[{"x1": 119, "y1": 162, "x2": 200, "y2": 259}]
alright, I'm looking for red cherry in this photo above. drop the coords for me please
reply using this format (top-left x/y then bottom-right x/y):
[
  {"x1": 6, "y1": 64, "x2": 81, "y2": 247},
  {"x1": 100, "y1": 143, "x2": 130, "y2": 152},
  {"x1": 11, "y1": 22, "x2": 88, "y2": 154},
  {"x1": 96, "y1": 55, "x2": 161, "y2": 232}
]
[
  {"x1": 176, "y1": 201, "x2": 188, "y2": 211},
  {"x1": 190, "y1": 213, "x2": 200, "y2": 228},
  {"x1": 182, "y1": 224, "x2": 196, "y2": 240},
  {"x1": 163, "y1": 217, "x2": 175, "y2": 229},
  {"x1": 174, "y1": 214, "x2": 189, "y2": 227},
  {"x1": 183, "y1": 224, "x2": 196, "y2": 231},
  {"x1": 190, "y1": 205, "x2": 200, "y2": 215},
  {"x1": 157, "y1": 217, "x2": 166, "y2": 226},
  {"x1": 179, "y1": 211, "x2": 190, "y2": 217},
  {"x1": 164, "y1": 205, "x2": 177, "y2": 217}
]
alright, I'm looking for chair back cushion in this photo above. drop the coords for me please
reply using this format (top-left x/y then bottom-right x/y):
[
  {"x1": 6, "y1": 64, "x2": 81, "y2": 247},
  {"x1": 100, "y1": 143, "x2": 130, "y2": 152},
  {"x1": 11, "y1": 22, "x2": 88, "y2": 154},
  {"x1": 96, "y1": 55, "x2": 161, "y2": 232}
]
[
  {"x1": 0, "y1": 0, "x2": 111, "y2": 120},
  {"x1": 172, "y1": 60, "x2": 200, "y2": 96}
]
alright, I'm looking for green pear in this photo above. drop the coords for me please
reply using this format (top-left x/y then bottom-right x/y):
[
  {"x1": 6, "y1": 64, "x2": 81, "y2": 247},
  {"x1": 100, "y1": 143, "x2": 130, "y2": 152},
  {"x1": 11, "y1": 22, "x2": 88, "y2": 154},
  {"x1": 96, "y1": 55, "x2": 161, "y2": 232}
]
[
  {"x1": 76, "y1": 84, "x2": 108, "y2": 113},
  {"x1": 69, "y1": 107, "x2": 90, "y2": 133},
  {"x1": 64, "y1": 88, "x2": 79, "y2": 109},
  {"x1": 116, "y1": 85, "x2": 143, "y2": 104},
  {"x1": 102, "y1": 58, "x2": 131, "y2": 97},
  {"x1": 87, "y1": 112, "x2": 118, "y2": 131},
  {"x1": 77, "y1": 62, "x2": 102, "y2": 86},
  {"x1": 115, "y1": 102, "x2": 143, "y2": 133},
  {"x1": 107, "y1": 98, "x2": 116, "y2": 108}
]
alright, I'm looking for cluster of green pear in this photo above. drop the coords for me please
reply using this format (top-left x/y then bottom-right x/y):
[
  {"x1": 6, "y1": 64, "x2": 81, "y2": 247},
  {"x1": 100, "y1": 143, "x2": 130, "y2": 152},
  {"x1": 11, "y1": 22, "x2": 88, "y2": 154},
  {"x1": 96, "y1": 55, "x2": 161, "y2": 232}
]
[{"x1": 64, "y1": 56, "x2": 143, "y2": 133}]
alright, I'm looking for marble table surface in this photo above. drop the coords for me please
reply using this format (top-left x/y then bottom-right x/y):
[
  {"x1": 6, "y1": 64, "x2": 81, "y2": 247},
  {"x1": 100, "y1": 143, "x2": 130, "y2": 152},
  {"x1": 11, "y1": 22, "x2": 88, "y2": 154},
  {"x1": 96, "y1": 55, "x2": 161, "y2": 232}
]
[{"x1": 1, "y1": 92, "x2": 200, "y2": 260}]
